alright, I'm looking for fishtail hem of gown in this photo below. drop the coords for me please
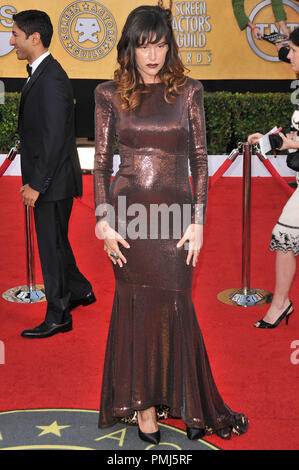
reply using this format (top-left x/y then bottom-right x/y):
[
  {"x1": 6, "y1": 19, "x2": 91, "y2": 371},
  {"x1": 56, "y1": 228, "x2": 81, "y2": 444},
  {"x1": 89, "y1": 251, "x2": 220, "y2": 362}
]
[
  {"x1": 98, "y1": 403, "x2": 247, "y2": 436},
  {"x1": 98, "y1": 281, "x2": 248, "y2": 435}
]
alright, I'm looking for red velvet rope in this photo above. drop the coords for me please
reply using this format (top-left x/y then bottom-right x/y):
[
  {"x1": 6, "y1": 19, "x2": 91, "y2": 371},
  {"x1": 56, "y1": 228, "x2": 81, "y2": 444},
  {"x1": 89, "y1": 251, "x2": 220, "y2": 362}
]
[
  {"x1": 0, "y1": 158, "x2": 14, "y2": 177},
  {"x1": 256, "y1": 153, "x2": 294, "y2": 197},
  {"x1": 0, "y1": 147, "x2": 18, "y2": 178},
  {"x1": 209, "y1": 158, "x2": 235, "y2": 189},
  {"x1": 209, "y1": 150, "x2": 295, "y2": 198}
]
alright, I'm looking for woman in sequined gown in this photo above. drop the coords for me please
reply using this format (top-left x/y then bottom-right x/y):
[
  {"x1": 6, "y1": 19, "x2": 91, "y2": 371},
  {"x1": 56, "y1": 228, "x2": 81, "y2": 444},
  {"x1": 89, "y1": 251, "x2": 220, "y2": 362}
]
[{"x1": 94, "y1": 5, "x2": 248, "y2": 443}]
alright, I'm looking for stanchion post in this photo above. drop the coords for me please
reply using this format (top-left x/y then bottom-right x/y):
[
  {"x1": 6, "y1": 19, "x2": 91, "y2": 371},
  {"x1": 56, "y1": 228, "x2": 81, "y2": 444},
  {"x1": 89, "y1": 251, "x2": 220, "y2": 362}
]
[
  {"x1": 2, "y1": 205, "x2": 45, "y2": 304},
  {"x1": 24, "y1": 205, "x2": 36, "y2": 292},
  {"x1": 242, "y1": 142, "x2": 251, "y2": 295},
  {"x1": 1, "y1": 140, "x2": 46, "y2": 303},
  {"x1": 217, "y1": 142, "x2": 272, "y2": 307}
]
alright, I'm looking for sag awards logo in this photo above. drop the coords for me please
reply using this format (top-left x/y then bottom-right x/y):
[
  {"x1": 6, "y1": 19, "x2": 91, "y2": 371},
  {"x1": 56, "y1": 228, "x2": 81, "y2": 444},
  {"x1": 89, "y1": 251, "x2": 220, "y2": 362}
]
[
  {"x1": 58, "y1": 1, "x2": 117, "y2": 61},
  {"x1": 247, "y1": 0, "x2": 299, "y2": 61},
  {"x1": 0, "y1": 5, "x2": 15, "y2": 57},
  {"x1": 172, "y1": 1, "x2": 211, "y2": 66}
]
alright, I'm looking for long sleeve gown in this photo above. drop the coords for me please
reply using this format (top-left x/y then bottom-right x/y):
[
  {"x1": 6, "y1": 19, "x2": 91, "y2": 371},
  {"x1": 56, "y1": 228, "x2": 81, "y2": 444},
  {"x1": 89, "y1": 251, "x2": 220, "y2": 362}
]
[{"x1": 94, "y1": 77, "x2": 245, "y2": 433}]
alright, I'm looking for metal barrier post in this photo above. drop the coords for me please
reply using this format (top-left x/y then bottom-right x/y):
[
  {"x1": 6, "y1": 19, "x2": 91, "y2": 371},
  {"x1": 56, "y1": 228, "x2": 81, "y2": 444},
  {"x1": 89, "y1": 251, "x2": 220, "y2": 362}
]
[
  {"x1": 242, "y1": 142, "x2": 251, "y2": 295},
  {"x1": 25, "y1": 206, "x2": 36, "y2": 292},
  {"x1": 217, "y1": 143, "x2": 272, "y2": 307},
  {"x1": 2, "y1": 206, "x2": 45, "y2": 304}
]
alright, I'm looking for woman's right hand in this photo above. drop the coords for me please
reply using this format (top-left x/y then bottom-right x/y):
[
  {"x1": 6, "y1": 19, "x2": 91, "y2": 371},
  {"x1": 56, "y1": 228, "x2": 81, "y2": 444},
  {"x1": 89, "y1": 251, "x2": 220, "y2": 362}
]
[
  {"x1": 247, "y1": 133, "x2": 263, "y2": 145},
  {"x1": 95, "y1": 220, "x2": 130, "y2": 267},
  {"x1": 248, "y1": 23, "x2": 262, "y2": 40}
]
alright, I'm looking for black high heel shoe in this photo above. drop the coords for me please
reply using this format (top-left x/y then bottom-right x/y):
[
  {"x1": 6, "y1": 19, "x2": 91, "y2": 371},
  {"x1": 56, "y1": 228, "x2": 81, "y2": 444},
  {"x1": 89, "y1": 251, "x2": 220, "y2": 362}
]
[
  {"x1": 138, "y1": 426, "x2": 160, "y2": 445},
  {"x1": 254, "y1": 302, "x2": 294, "y2": 329},
  {"x1": 137, "y1": 408, "x2": 160, "y2": 445},
  {"x1": 186, "y1": 427, "x2": 205, "y2": 440}
]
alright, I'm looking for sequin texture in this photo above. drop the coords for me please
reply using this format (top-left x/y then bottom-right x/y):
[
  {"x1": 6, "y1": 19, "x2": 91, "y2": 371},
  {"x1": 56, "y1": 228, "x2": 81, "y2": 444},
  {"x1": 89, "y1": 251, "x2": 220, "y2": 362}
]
[{"x1": 94, "y1": 78, "x2": 246, "y2": 432}]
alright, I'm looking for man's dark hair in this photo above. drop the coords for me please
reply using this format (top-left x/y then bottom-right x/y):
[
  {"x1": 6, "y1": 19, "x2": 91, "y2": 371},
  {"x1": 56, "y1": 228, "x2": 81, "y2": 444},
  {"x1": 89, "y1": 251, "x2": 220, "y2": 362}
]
[
  {"x1": 290, "y1": 27, "x2": 299, "y2": 47},
  {"x1": 13, "y1": 10, "x2": 53, "y2": 48}
]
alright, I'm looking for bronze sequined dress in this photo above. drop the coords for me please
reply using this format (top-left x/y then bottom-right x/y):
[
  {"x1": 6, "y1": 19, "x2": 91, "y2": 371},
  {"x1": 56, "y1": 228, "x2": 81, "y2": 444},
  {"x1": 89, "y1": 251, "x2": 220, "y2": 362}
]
[{"x1": 94, "y1": 78, "x2": 245, "y2": 432}]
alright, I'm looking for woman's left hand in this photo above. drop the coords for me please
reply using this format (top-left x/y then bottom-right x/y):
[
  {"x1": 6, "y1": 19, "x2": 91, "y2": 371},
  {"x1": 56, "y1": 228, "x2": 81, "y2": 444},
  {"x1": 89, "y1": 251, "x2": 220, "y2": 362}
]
[
  {"x1": 278, "y1": 20, "x2": 289, "y2": 38},
  {"x1": 278, "y1": 132, "x2": 299, "y2": 151},
  {"x1": 177, "y1": 224, "x2": 203, "y2": 267}
]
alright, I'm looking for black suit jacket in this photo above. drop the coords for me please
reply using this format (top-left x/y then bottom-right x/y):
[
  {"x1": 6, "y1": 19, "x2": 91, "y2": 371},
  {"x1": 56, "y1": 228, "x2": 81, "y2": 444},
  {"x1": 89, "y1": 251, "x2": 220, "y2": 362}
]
[{"x1": 18, "y1": 54, "x2": 82, "y2": 201}]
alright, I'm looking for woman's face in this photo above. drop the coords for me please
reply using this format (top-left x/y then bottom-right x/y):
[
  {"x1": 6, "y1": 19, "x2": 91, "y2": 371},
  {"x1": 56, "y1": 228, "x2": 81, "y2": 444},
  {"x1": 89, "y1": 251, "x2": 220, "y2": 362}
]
[
  {"x1": 287, "y1": 41, "x2": 299, "y2": 74},
  {"x1": 135, "y1": 35, "x2": 169, "y2": 83}
]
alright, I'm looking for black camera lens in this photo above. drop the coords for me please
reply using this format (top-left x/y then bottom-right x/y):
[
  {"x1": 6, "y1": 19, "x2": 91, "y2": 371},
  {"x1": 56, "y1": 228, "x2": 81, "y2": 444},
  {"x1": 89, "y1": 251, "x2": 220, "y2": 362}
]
[{"x1": 269, "y1": 133, "x2": 283, "y2": 150}]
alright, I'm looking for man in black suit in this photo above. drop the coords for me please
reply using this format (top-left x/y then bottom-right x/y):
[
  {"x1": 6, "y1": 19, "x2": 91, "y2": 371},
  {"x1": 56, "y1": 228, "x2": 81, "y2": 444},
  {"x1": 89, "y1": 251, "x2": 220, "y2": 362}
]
[{"x1": 10, "y1": 10, "x2": 96, "y2": 338}]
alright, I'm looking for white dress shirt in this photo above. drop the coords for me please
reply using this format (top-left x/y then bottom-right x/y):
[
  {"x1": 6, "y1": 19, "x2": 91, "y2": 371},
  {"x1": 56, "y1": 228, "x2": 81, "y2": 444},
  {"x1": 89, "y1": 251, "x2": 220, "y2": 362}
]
[{"x1": 27, "y1": 50, "x2": 50, "y2": 82}]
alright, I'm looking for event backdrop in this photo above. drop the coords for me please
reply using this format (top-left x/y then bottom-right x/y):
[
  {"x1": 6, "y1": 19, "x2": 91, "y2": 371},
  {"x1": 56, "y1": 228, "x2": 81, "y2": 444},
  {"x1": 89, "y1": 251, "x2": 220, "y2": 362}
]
[{"x1": 0, "y1": 0, "x2": 299, "y2": 80}]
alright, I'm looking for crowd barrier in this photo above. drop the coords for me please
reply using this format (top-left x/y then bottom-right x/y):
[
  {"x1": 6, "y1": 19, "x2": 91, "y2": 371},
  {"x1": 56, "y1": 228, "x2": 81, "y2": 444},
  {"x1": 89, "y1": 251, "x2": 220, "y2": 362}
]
[
  {"x1": 209, "y1": 143, "x2": 294, "y2": 196},
  {"x1": 215, "y1": 142, "x2": 295, "y2": 307},
  {"x1": 0, "y1": 143, "x2": 296, "y2": 306}
]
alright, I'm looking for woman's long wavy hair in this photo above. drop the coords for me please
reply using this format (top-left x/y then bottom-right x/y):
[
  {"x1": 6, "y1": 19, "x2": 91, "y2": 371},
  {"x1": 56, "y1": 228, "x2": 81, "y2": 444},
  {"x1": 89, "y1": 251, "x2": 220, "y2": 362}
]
[{"x1": 114, "y1": 5, "x2": 187, "y2": 110}]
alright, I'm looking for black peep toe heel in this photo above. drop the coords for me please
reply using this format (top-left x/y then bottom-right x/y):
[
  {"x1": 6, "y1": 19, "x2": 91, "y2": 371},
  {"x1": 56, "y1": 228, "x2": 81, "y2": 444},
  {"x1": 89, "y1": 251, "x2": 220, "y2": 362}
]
[{"x1": 254, "y1": 302, "x2": 294, "y2": 329}]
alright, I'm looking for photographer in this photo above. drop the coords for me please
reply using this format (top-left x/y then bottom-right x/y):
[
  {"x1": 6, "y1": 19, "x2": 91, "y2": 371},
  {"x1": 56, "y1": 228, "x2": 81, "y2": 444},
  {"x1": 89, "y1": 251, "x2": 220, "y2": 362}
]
[{"x1": 247, "y1": 27, "x2": 299, "y2": 330}]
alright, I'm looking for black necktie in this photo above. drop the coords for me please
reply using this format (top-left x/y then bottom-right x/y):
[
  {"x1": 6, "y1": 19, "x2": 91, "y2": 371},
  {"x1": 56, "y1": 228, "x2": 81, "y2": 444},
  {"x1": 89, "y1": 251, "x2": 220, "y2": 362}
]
[{"x1": 26, "y1": 64, "x2": 32, "y2": 77}]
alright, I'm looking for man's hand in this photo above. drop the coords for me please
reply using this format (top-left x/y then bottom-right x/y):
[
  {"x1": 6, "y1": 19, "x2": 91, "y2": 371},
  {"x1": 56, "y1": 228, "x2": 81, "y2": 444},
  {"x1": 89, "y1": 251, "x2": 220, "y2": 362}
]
[{"x1": 19, "y1": 184, "x2": 40, "y2": 207}]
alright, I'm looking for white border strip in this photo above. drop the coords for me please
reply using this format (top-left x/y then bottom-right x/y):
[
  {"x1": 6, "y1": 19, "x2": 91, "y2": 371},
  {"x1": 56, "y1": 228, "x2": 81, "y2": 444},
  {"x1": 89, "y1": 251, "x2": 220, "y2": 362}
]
[{"x1": 1, "y1": 149, "x2": 296, "y2": 177}]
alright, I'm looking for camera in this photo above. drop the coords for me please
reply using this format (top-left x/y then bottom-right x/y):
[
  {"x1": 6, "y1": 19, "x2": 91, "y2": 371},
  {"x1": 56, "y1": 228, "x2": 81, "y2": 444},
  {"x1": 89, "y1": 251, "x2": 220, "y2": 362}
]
[
  {"x1": 262, "y1": 32, "x2": 289, "y2": 45},
  {"x1": 257, "y1": 127, "x2": 286, "y2": 157},
  {"x1": 268, "y1": 133, "x2": 284, "y2": 150}
]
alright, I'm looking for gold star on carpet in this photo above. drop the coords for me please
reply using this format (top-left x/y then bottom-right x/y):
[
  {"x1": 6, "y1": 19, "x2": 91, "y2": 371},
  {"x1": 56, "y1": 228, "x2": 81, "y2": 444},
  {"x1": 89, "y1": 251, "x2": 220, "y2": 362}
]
[{"x1": 36, "y1": 420, "x2": 71, "y2": 437}]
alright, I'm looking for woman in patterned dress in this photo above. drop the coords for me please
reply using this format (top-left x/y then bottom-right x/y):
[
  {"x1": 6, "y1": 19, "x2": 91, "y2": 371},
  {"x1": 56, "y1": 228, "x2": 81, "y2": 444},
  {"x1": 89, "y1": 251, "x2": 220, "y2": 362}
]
[{"x1": 248, "y1": 27, "x2": 299, "y2": 329}]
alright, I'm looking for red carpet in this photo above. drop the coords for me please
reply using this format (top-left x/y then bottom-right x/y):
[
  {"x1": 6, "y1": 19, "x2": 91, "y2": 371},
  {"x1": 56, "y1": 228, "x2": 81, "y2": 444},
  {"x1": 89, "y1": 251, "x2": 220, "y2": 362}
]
[{"x1": 0, "y1": 175, "x2": 298, "y2": 450}]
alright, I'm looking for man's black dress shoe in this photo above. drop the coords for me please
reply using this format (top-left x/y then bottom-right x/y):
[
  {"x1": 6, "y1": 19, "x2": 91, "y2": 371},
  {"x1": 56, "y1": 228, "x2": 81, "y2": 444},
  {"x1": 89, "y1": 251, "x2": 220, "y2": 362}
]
[
  {"x1": 21, "y1": 320, "x2": 72, "y2": 339},
  {"x1": 69, "y1": 291, "x2": 96, "y2": 311}
]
